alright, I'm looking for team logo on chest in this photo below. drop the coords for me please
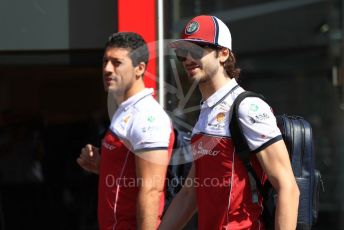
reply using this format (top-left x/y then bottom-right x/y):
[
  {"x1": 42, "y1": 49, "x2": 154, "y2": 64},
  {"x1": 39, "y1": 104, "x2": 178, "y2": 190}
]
[
  {"x1": 123, "y1": 115, "x2": 131, "y2": 124},
  {"x1": 216, "y1": 112, "x2": 226, "y2": 122},
  {"x1": 117, "y1": 113, "x2": 132, "y2": 132},
  {"x1": 207, "y1": 111, "x2": 227, "y2": 130}
]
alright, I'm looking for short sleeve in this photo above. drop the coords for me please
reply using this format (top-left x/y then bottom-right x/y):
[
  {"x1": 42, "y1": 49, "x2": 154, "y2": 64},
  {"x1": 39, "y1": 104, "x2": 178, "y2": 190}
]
[
  {"x1": 237, "y1": 97, "x2": 282, "y2": 152},
  {"x1": 128, "y1": 111, "x2": 172, "y2": 152}
]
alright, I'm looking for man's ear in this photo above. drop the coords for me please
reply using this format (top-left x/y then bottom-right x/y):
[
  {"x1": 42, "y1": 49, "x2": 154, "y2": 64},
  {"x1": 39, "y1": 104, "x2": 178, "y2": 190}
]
[
  {"x1": 135, "y1": 62, "x2": 146, "y2": 78},
  {"x1": 218, "y1": 48, "x2": 230, "y2": 63}
]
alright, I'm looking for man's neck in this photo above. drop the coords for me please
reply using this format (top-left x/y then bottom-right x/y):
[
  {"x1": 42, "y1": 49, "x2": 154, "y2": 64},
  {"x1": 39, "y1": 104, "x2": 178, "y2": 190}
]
[
  {"x1": 198, "y1": 72, "x2": 231, "y2": 101},
  {"x1": 113, "y1": 81, "x2": 146, "y2": 105}
]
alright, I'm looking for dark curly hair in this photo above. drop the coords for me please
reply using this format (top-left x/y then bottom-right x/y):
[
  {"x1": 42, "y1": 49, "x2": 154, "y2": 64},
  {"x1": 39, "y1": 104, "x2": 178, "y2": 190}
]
[
  {"x1": 106, "y1": 32, "x2": 149, "y2": 67},
  {"x1": 217, "y1": 49, "x2": 241, "y2": 80}
]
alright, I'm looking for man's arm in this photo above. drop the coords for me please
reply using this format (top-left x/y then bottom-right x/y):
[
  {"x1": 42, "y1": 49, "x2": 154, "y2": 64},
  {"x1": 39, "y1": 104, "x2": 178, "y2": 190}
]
[
  {"x1": 158, "y1": 164, "x2": 197, "y2": 230},
  {"x1": 135, "y1": 149, "x2": 170, "y2": 230},
  {"x1": 256, "y1": 139, "x2": 300, "y2": 230}
]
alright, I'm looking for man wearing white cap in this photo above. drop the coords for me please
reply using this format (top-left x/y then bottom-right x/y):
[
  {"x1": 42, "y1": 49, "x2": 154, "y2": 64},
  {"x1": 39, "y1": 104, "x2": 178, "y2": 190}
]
[{"x1": 159, "y1": 15, "x2": 299, "y2": 230}]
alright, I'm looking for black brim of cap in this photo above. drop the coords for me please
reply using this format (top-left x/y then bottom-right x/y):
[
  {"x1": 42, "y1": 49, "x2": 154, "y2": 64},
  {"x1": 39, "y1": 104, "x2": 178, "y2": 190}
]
[{"x1": 169, "y1": 39, "x2": 214, "y2": 48}]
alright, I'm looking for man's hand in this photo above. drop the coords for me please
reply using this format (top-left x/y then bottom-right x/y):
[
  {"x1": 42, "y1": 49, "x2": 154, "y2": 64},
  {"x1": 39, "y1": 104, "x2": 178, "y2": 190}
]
[{"x1": 77, "y1": 144, "x2": 100, "y2": 174}]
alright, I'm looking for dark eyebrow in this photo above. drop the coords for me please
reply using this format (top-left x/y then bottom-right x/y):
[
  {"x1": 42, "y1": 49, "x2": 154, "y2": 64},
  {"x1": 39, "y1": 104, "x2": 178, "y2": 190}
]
[{"x1": 103, "y1": 57, "x2": 122, "y2": 62}]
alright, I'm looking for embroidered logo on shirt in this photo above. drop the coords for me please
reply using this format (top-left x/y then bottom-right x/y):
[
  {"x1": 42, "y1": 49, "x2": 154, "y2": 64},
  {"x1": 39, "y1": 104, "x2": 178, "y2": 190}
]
[
  {"x1": 261, "y1": 134, "x2": 267, "y2": 139},
  {"x1": 147, "y1": 116, "x2": 156, "y2": 123},
  {"x1": 141, "y1": 126, "x2": 153, "y2": 133},
  {"x1": 123, "y1": 115, "x2": 131, "y2": 124},
  {"x1": 192, "y1": 142, "x2": 220, "y2": 157},
  {"x1": 216, "y1": 112, "x2": 226, "y2": 122},
  {"x1": 254, "y1": 113, "x2": 270, "y2": 121},
  {"x1": 248, "y1": 117, "x2": 256, "y2": 124},
  {"x1": 208, "y1": 111, "x2": 226, "y2": 131},
  {"x1": 248, "y1": 103, "x2": 270, "y2": 123},
  {"x1": 102, "y1": 140, "x2": 116, "y2": 150},
  {"x1": 250, "y1": 103, "x2": 259, "y2": 112},
  {"x1": 218, "y1": 101, "x2": 230, "y2": 112}
]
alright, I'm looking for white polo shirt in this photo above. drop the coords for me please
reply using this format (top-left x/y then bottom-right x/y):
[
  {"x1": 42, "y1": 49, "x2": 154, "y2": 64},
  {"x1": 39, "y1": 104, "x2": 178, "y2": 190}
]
[
  {"x1": 98, "y1": 88, "x2": 174, "y2": 230},
  {"x1": 108, "y1": 88, "x2": 172, "y2": 152},
  {"x1": 192, "y1": 78, "x2": 281, "y2": 152}
]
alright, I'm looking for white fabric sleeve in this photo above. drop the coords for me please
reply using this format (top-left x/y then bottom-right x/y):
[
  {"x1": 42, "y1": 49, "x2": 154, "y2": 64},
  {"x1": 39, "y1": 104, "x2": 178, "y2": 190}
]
[
  {"x1": 128, "y1": 111, "x2": 172, "y2": 152},
  {"x1": 237, "y1": 97, "x2": 282, "y2": 152}
]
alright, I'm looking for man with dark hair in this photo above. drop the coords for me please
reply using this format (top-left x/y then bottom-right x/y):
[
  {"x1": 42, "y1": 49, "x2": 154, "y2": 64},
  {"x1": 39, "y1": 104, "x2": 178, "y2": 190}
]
[
  {"x1": 77, "y1": 32, "x2": 174, "y2": 230},
  {"x1": 159, "y1": 15, "x2": 299, "y2": 230}
]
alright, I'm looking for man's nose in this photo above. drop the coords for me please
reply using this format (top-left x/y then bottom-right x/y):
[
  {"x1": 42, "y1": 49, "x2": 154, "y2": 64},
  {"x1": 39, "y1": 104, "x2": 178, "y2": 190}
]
[
  {"x1": 182, "y1": 51, "x2": 194, "y2": 63},
  {"x1": 104, "y1": 61, "x2": 113, "y2": 72}
]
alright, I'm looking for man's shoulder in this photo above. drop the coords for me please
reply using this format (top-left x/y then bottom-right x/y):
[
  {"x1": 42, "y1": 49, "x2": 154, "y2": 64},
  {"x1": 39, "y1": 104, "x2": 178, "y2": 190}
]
[
  {"x1": 135, "y1": 95, "x2": 159, "y2": 107},
  {"x1": 237, "y1": 95, "x2": 272, "y2": 116},
  {"x1": 133, "y1": 96, "x2": 170, "y2": 120}
]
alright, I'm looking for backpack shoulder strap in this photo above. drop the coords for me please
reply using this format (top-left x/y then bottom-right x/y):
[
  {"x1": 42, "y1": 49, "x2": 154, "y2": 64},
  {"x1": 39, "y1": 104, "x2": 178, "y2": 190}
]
[
  {"x1": 229, "y1": 91, "x2": 265, "y2": 156},
  {"x1": 229, "y1": 91, "x2": 268, "y2": 202}
]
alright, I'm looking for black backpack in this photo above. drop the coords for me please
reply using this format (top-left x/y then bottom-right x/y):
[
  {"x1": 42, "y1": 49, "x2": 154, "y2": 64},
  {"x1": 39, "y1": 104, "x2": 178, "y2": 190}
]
[
  {"x1": 164, "y1": 127, "x2": 192, "y2": 213},
  {"x1": 229, "y1": 91, "x2": 324, "y2": 230}
]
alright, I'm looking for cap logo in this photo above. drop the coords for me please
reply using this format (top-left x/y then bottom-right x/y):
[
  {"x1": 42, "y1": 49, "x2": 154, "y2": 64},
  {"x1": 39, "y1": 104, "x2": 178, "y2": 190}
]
[{"x1": 185, "y1": 21, "x2": 199, "y2": 35}]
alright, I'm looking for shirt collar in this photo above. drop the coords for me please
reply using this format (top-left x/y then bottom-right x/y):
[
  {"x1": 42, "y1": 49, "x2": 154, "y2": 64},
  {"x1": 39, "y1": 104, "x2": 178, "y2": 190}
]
[
  {"x1": 202, "y1": 78, "x2": 238, "y2": 108},
  {"x1": 120, "y1": 88, "x2": 154, "y2": 111}
]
